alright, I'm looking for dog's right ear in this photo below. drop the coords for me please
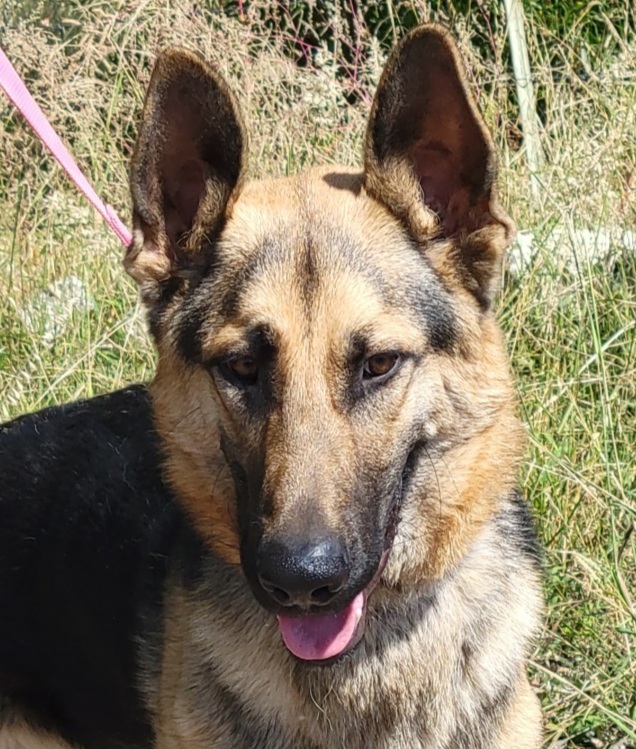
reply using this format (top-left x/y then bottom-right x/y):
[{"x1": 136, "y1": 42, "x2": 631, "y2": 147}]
[{"x1": 126, "y1": 49, "x2": 246, "y2": 297}]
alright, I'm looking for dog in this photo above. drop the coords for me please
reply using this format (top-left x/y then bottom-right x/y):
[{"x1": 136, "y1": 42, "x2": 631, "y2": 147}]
[{"x1": 0, "y1": 24, "x2": 544, "y2": 749}]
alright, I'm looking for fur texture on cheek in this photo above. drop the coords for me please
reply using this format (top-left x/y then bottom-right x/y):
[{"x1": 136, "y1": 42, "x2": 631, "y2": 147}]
[
  {"x1": 150, "y1": 354, "x2": 242, "y2": 565},
  {"x1": 378, "y1": 340, "x2": 523, "y2": 590}
]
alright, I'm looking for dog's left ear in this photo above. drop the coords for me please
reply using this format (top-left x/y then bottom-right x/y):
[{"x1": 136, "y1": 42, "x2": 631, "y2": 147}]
[
  {"x1": 364, "y1": 25, "x2": 514, "y2": 304},
  {"x1": 126, "y1": 49, "x2": 246, "y2": 298}
]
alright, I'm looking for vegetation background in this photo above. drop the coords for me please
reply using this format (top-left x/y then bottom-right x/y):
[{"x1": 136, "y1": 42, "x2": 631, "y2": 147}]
[{"x1": 1, "y1": 1, "x2": 634, "y2": 745}]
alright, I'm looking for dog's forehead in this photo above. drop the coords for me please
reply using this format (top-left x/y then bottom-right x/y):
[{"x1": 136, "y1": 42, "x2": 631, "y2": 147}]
[
  {"x1": 191, "y1": 166, "x2": 457, "y2": 354},
  {"x1": 228, "y1": 167, "x2": 404, "y2": 259},
  {"x1": 220, "y1": 166, "x2": 434, "y2": 295}
]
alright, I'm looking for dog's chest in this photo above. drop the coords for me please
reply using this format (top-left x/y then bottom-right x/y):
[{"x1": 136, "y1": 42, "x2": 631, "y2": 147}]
[
  {"x1": 151, "y1": 527, "x2": 540, "y2": 749},
  {"x1": 157, "y1": 582, "x2": 462, "y2": 748}
]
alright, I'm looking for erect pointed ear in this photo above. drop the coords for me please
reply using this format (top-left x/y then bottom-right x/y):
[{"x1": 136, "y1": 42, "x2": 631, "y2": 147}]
[
  {"x1": 364, "y1": 25, "x2": 514, "y2": 305},
  {"x1": 126, "y1": 48, "x2": 246, "y2": 298}
]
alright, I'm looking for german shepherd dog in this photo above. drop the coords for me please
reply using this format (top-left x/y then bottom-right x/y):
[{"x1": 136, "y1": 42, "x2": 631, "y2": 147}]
[{"x1": 0, "y1": 25, "x2": 543, "y2": 749}]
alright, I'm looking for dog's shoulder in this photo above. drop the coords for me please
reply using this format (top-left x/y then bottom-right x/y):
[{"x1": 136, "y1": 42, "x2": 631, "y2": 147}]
[
  {"x1": 0, "y1": 386, "x2": 178, "y2": 749},
  {"x1": 0, "y1": 384, "x2": 167, "y2": 514},
  {"x1": 1, "y1": 384, "x2": 154, "y2": 460}
]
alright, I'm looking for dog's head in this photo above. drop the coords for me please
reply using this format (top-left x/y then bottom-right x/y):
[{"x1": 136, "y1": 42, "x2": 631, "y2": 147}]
[{"x1": 127, "y1": 25, "x2": 522, "y2": 663}]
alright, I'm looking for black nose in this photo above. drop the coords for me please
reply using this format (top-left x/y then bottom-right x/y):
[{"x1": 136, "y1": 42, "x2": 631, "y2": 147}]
[{"x1": 257, "y1": 536, "x2": 350, "y2": 608}]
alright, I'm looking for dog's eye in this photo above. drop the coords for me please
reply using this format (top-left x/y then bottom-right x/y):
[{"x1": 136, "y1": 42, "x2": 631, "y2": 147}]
[
  {"x1": 363, "y1": 353, "x2": 400, "y2": 381},
  {"x1": 226, "y1": 356, "x2": 259, "y2": 385}
]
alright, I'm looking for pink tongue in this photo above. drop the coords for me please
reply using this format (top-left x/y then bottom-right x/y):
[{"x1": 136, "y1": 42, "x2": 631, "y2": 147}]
[{"x1": 277, "y1": 592, "x2": 364, "y2": 661}]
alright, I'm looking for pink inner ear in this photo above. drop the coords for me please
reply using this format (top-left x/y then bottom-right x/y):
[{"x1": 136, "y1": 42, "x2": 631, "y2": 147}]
[
  {"x1": 413, "y1": 131, "x2": 492, "y2": 235},
  {"x1": 163, "y1": 158, "x2": 207, "y2": 245},
  {"x1": 414, "y1": 141, "x2": 473, "y2": 233},
  {"x1": 415, "y1": 144, "x2": 455, "y2": 215}
]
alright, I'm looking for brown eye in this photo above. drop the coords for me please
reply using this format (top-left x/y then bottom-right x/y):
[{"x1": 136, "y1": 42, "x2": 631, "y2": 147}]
[
  {"x1": 363, "y1": 353, "x2": 400, "y2": 380},
  {"x1": 227, "y1": 356, "x2": 259, "y2": 383}
]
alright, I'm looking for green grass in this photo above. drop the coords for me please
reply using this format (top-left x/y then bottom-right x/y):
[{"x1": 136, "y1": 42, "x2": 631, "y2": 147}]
[
  {"x1": 503, "y1": 251, "x2": 636, "y2": 743},
  {"x1": 1, "y1": 2, "x2": 635, "y2": 745}
]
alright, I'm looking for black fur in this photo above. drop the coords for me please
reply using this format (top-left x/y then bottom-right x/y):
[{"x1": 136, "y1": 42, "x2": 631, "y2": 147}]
[{"x1": 0, "y1": 387, "x2": 179, "y2": 749}]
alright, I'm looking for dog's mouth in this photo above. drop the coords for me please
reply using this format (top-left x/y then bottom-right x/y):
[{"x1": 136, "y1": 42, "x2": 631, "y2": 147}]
[
  {"x1": 276, "y1": 547, "x2": 390, "y2": 664},
  {"x1": 276, "y1": 449, "x2": 415, "y2": 664}
]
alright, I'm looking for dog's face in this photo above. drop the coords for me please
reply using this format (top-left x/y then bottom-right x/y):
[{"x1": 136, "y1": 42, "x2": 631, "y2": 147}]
[{"x1": 127, "y1": 26, "x2": 522, "y2": 663}]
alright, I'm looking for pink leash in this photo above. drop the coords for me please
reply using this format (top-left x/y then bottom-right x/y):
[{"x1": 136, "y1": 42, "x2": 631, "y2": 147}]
[{"x1": 0, "y1": 46, "x2": 132, "y2": 248}]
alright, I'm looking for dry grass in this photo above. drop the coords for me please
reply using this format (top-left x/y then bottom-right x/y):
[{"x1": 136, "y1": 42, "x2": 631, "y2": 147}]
[{"x1": 1, "y1": 2, "x2": 635, "y2": 745}]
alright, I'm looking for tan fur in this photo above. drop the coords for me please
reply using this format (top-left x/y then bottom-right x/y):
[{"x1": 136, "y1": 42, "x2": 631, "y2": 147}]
[
  {"x1": 152, "y1": 166, "x2": 525, "y2": 583},
  {"x1": 126, "y1": 23, "x2": 543, "y2": 748},
  {"x1": 141, "y1": 498, "x2": 543, "y2": 749},
  {"x1": 0, "y1": 725, "x2": 75, "y2": 749},
  {"x1": 499, "y1": 676, "x2": 544, "y2": 748},
  {"x1": 151, "y1": 352, "x2": 242, "y2": 566}
]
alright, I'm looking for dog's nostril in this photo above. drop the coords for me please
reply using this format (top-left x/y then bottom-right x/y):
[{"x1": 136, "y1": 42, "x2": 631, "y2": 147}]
[
  {"x1": 270, "y1": 587, "x2": 291, "y2": 605},
  {"x1": 310, "y1": 586, "x2": 337, "y2": 605},
  {"x1": 259, "y1": 577, "x2": 293, "y2": 606}
]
